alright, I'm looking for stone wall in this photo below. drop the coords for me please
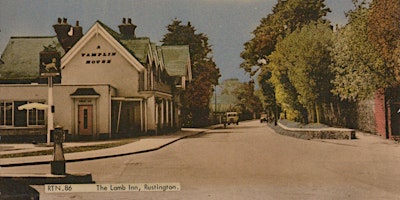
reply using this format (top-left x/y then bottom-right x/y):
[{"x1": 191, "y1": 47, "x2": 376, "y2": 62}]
[
  {"x1": 277, "y1": 122, "x2": 356, "y2": 140},
  {"x1": 356, "y1": 98, "x2": 377, "y2": 134}
]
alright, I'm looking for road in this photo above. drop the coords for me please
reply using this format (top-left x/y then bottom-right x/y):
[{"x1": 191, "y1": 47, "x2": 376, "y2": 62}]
[{"x1": 2, "y1": 120, "x2": 400, "y2": 199}]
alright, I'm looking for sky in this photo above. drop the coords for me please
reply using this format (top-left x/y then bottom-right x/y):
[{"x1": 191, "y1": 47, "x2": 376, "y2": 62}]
[{"x1": 0, "y1": 0, "x2": 354, "y2": 83}]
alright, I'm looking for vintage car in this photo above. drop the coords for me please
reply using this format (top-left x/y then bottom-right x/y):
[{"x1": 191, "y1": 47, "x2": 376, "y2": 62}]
[
  {"x1": 223, "y1": 112, "x2": 239, "y2": 127},
  {"x1": 260, "y1": 113, "x2": 268, "y2": 123}
]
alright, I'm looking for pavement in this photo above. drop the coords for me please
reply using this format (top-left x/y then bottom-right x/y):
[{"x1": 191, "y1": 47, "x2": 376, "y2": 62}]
[
  {"x1": 0, "y1": 121, "x2": 396, "y2": 186},
  {"x1": 0, "y1": 126, "x2": 216, "y2": 168},
  {"x1": 0, "y1": 122, "x2": 395, "y2": 168}
]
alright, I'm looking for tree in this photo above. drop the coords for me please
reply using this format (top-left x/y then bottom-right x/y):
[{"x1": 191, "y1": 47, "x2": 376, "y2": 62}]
[
  {"x1": 240, "y1": 0, "x2": 330, "y2": 76},
  {"x1": 268, "y1": 47, "x2": 307, "y2": 122},
  {"x1": 241, "y1": 0, "x2": 331, "y2": 123},
  {"x1": 162, "y1": 19, "x2": 220, "y2": 127},
  {"x1": 330, "y1": 1, "x2": 387, "y2": 101},
  {"x1": 232, "y1": 80, "x2": 263, "y2": 120},
  {"x1": 368, "y1": 0, "x2": 400, "y2": 82},
  {"x1": 273, "y1": 22, "x2": 333, "y2": 123}
]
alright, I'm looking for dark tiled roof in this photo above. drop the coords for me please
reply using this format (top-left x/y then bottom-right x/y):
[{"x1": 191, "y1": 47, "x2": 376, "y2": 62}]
[
  {"x1": 0, "y1": 21, "x2": 191, "y2": 81},
  {"x1": 70, "y1": 88, "x2": 100, "y2": 96},
  {"x1": 120, "y1": 38, "x2": 151, "y2": 63},
  {"x1": 96, "y1": 20, "x2": 150, "y2": 64},
  {"x1": 160, "y1": 45, "x2": 190, "y2": 76},
  {"x1": 0, "y1": 36, "x2": 64, "y2": 80}
]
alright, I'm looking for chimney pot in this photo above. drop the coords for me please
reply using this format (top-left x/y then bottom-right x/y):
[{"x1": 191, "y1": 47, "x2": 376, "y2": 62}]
[
  {"x1": 57, "y1": 18, "x2": 62, "y2": 24},
  {"x1": 76, "y1": 21, "x2": 80, "y2": 27},
  {"x1": 119, "y1": 18, "x2": 137, "y2": 39},
  {"x1": 63, "y1": 18, "x2": 68, "y2": 24}
]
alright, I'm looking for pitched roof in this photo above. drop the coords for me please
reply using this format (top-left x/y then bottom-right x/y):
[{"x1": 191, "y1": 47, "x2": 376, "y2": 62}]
[
  {"x1": 61, "y1": 21, "x2": 146, "y2": 72},
  {"x1": 96, "y1": 21, "x2": 152, "y2": 64},
  {"x1": 120, "y1": 38, "x2": 151, "y2": 63},
  {"x1": 160, "y1": 45, "x2": 191, "y2": 79},
  {"x1": 0, "y1": 20, "x2": 191, "y2": 81},
  {"x1": 0, "y1": 36, "x2": 64, "y2": 80}
]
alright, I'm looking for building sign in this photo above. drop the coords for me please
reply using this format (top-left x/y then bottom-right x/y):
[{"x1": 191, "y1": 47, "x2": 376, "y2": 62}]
[
  {"x1": 40, "y1": 47, "x2": 61, "y2": 77},
  {"x1": 81, "y1": 45, "x2": 116, "y2": 64}
]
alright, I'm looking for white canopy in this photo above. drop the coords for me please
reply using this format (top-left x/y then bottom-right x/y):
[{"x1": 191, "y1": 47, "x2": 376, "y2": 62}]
[{"x1": 18, "y1": 102, "x2": 48, "y2": 110}]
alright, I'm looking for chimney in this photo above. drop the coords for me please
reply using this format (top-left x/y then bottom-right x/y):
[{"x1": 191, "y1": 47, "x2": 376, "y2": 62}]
[
  {"x1": 53, "y1": 18, "x2": 83, "y2": 52},
  {"x1": 118, "y1": 18, "x2": 137, "y2": 39},
  {"x1": 53, "y1": 17, "x2": 72, "y2": 51},
  {"x1": 72, "y1": 21, "x2": 83, "y2": 39}
]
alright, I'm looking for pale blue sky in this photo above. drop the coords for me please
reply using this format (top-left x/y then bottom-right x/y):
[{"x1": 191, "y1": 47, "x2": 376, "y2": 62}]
[{"x1": 0, "y1": 0, "x2": 354, "y2": 82}]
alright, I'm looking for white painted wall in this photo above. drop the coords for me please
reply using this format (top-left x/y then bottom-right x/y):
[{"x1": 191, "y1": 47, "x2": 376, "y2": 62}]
[{"x1": 61, "y1": 35, "x2": 142, "y2": 97}]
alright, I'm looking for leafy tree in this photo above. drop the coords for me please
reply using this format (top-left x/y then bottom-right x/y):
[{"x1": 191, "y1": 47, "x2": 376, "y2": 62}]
[
  {"x1": 232, "y1": 80, "x2": 263, "y2": 120},
  {"x1": 162, "y1": 19, "x2": 220, "y2": 127},
  {"x1": 257, "y1": 68, "x2": 275, "y2": 110},
  {"x1": 268, "y1": 46, "x2": 307, "y2": 122},
  {"x1": 241, "y1": 0, "x2": 331, "y2": 123},
  {"x1": 241, "y1": 0, "x2": 330, "y2": 76},
  {"x1": 275, "y1": 22, "x2": 333, "y2": 123},
  {"x1": 331, "y1": 1, "x2": 387, "y2": 101},
  {"x1": 368, "y1": 0, "x2": 400, "y2": 82}
]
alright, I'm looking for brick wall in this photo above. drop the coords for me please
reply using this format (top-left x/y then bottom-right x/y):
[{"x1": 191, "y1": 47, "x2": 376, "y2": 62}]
[{"x1": 374, "y1": 89, "x2": 387, "y2": 138}]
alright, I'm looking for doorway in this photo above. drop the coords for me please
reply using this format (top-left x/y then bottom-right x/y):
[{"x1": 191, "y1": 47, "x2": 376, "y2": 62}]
[{"x1": 78, "y1": 105, "x2": 93, "y2": 135}]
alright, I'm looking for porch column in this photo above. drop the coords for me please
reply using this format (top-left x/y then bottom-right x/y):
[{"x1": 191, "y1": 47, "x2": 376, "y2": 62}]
[
  {"x1": 166, "y1": 99, "x2": 169, "y2": 125},
  {"x1": 144, "y1": 99, "x2": 148, "y2": 132},
  {"x1": 140, "y1": 100, "x2": 143, "y2": 132},
  {"x1": 170, "y1": 100, "x2": 174, "y2": 127},
  {"x1": 161, "y1": 99, "x2": 164, "y2": 127}
]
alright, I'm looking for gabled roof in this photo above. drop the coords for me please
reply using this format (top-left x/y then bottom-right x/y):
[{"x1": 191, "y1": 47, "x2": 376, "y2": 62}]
[
  {"x1": 0, "y1": 20, "x2": 192, "y2": 83},
  {"x1": 120, "y1": 38, "x2": 151, "y2": 63},
  {"x1": 61, "y1": 21, "x2": 146, "y2": 72},
  {"x1": 0, "y1": 36, "x2": 64, "y2": 80},
  {"x1": 97, "y1": 21, "x2": 154, "y2": 65},
  {"x1": 160, "y1": 45, "x2": 192, "y2": 80}
]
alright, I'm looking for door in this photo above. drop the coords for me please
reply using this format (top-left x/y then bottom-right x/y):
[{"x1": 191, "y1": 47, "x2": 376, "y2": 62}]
[
  {"x1": 391, "y1": 102, "x2": 400, "y2": 136},
  {"x1": 78, "y1": 105, "x2": 93, "y2": 135}
]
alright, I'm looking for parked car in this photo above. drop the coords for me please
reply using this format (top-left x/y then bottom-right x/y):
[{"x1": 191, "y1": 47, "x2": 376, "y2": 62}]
[
  {"x1": 223, "y1": 112, "x2": 239, "y2": 128},
  {"x1": 260, "y1": 113, "x2": 268, "y2": 123}
]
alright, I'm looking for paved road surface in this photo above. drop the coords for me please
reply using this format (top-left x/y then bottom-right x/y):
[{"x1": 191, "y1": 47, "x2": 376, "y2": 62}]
[{"x1": 2, "y1": 120, "x2": 400, "y2": 199}]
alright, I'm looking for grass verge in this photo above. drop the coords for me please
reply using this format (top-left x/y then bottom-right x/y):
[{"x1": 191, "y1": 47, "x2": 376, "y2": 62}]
[{"x1": 0, "y1": 139, "x2": 138, "y2": 159}]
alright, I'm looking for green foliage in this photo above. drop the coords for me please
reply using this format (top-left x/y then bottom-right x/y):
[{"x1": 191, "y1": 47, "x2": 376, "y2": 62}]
[
  {"x1": 270, "y1": 22, "x2": 333, "y2": 123},
  {"x1": 268, "y1": 53, "x2": 306, "y2": 122},
  {"x1": 368, "y1": 0, "x2": 400, "y2": 82},
  {"x1": 232, "y1": 81, "x2": 263, "y2": 120},
  {"x1": 330, "y1": 3, "x2": 387, "y2": 101},
  {"x1": 241, "y1": 0, "x2": 331, "y2": 123},
  {"x1": 240, "y1": 0, "x2": 330, "y2": 76},
  {"x1": 162, "y1": 19, "x2": 220, "y2": 127}
]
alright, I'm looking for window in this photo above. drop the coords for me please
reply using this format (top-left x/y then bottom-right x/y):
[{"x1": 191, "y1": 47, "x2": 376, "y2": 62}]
[
  {"x1": 28, "y1": 102, "x2": 45, "y2": 126},
  {"x1": 0, "y1": 102, "x2": 13, "y2": 126},
  {"x1": 14, "y1": 101, "x2": 27, "y2": 127},
  {"x1": 0, "y1": 101, "x2": 45, "y2": 127}
]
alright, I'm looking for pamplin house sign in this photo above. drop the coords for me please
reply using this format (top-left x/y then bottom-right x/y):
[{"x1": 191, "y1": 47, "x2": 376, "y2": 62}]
[{"x1": 81, "y1": 45, "x2": 117, "y2": 64}]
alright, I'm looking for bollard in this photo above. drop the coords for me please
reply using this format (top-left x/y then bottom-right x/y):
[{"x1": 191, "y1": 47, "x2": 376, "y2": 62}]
[{"x1": 51, "y1": 126, "x2": 66, "y2": 175}]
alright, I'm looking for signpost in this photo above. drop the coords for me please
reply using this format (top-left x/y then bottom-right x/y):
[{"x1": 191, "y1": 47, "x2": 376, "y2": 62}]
[{"x1": 40, "y1": 47, "x2": 61, "y2": 145}]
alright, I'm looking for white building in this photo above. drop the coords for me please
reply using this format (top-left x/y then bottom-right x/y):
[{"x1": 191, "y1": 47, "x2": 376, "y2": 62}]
[{"x1": 0, "y1": 18, "x2": 191, "y2": 142}]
